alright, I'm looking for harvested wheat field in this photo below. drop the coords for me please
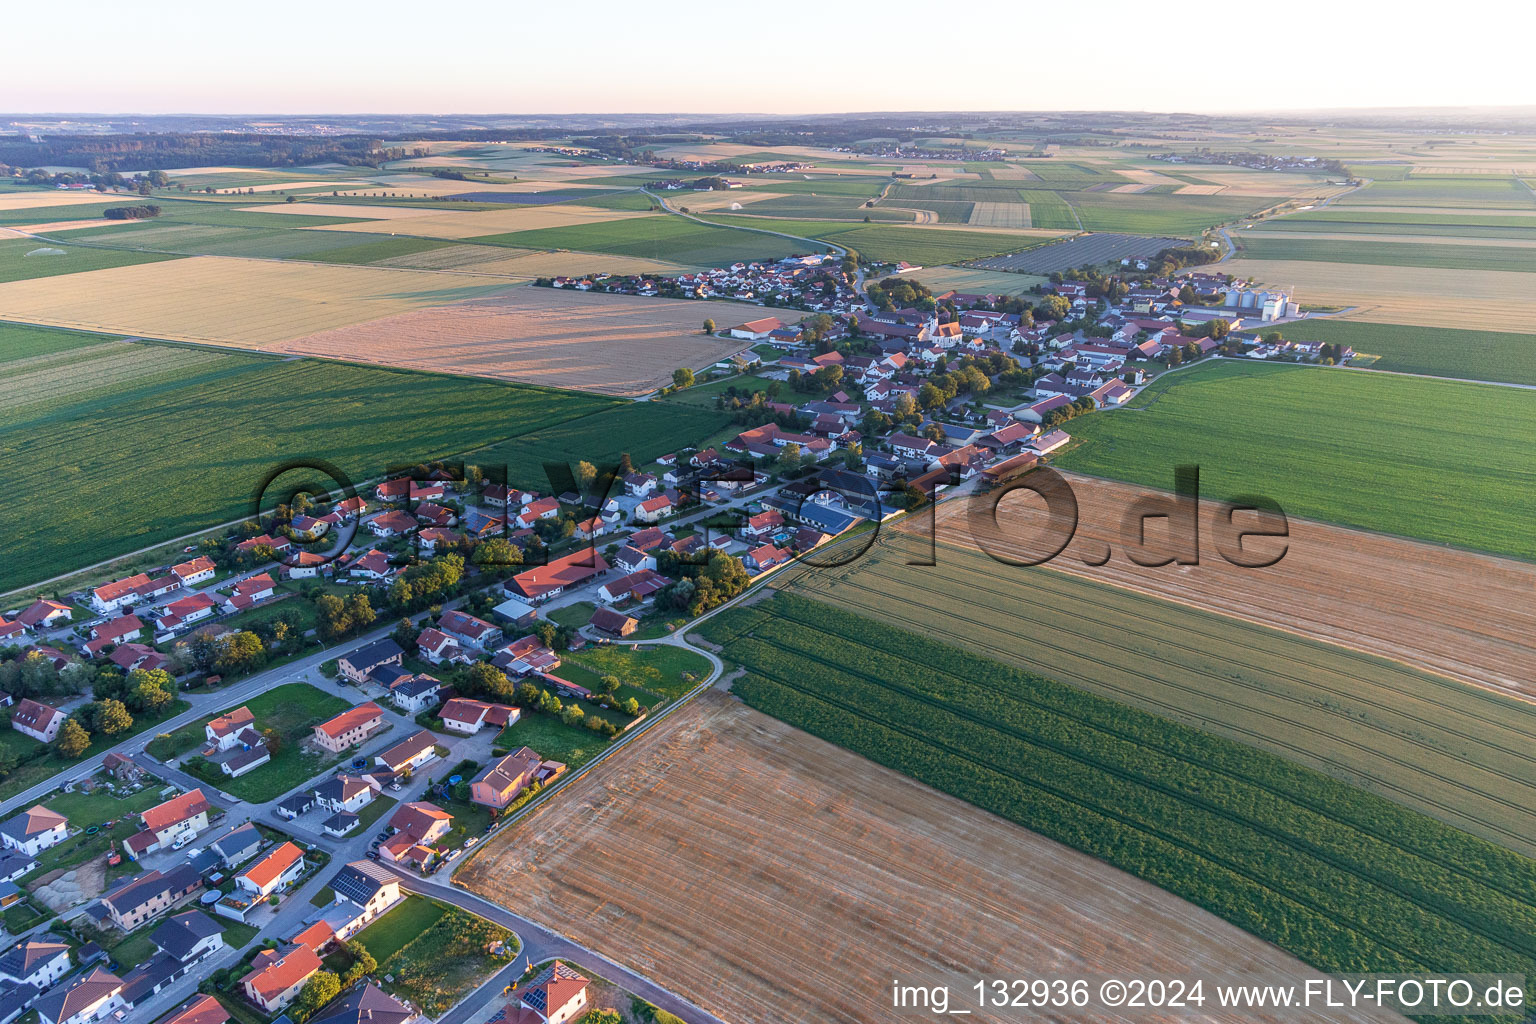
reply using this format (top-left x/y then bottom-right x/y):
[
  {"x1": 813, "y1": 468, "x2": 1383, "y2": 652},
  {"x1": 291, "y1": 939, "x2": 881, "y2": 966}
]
[
  {"x1": 273, "y1": 287, "x2": 772, "y2": 395},
  {"x1": 0, "y1": 256, "x2": 510, "y2": 347},
  {"x1": 239, "y1": 202, "x2": 446, "y2": 220},
  {"x1": 461, "y1": 693, "x2": 1401, "y2": 1024},
  {"x1": 0, "y1": 191, "x2": 123, "y2": 211},
  {"x1": 305, "y1": 204, "x2": 655, "y2": 239},
  {"x1": 1216, "y1": 257, "x2": 1536, "y2": 331},
  {"x1": 919, "y1": 474, "x2": 1536, "y2": 697}
]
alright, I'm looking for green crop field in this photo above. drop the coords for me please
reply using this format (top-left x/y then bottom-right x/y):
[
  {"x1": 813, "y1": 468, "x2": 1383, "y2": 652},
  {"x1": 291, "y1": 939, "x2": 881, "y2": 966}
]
[
  {"x1": 0, "y1": 237, "x2": 184, "y2": 283},
  {"x1": 1053, "y1": 360, "x2": 1536, "y2": 560},
  {"x1": 1281, "y1": 319, "x2": 1536, "y2": 386},
  {"x1": 1249, "y1": 219, "x2": 1536, "y2": 241},
  {"x1": 1069, "y1": 191, "x2": 1278, "y2": 235},
  {"x1": 1018, "y1": 190, "x2": 1080, "y2": 230},
  {"x1": 0, "y1": 341, "x2": 622, "y2": 593},
  {"x1": 1254, "y1": 208, "x2": 1536, "y2": 231},
  {"x1": 0, "y1": 322, "x2": 116, "y2": 363},
  {"x1": 474, "y1": 401, "x2": 732, "y2": 488},
  {"x1": 872, "y1": 199, "x2": 973, "y2": 223},
  {"x1": 1338, "y1": 177, "x2": 1536, "y2": 208},
  {"x1": 468, "y1": 214, "x2": 822, "y2": 265},
  {"x1": 699, "y1": 592, "x2": 1536, "y2": 1015},
  {"x1": 305, "y1": 236, "x2": 460, "y2": 265},
  {"x1": 706, "y1": 216, "x2": 1047, "y2": 264},
  {"x1": 1233, "y1": 234, "x2": 1536, "y2": 273},
  {"x1": 778, "y1": 533, "x2": 1536, "y2": 856},
  {"x1": 733, "y1": 195, "x2": 912, "y2": 221},
  {"x1": 887, "y1": 184, "x2": 1030, "y2": 203}
]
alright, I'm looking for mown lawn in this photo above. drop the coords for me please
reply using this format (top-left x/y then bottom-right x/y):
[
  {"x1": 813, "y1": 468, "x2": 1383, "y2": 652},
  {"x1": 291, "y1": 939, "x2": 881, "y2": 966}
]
[
  {"x1": 495, "y1": 714, "x2": 610, "y2": 770},
  {"x1": 355, "y1": 895, "x2": 447, "y2": 962},
  {"x1": 562, "y1": 644, "x2": 711, "y2": 700},
  {"x1": 148, "y1": 683, "x2": 350, "y2": 802},
  {"x1": 1053, "y1": 359, "x2": 1536, "y2": 560},
  {"x1": 357, "y1": 898, "x2": 515, "y2": 1016}
]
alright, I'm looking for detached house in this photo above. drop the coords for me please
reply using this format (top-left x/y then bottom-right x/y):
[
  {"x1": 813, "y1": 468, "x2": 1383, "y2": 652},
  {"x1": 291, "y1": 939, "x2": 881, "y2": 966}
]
[
  {"x1": 437, "y1": 610, "x2": 502, "y2": 650},
  {"x1": 0, "y1": 939, "x2": 69, "y2": 989},
  {"x1": 337, "y1": 639, "x2": 404, "y2": 684},
  {"x1": 10, "y1": 699, "x2": 66, "y2": 743},
  {"x1": 36, "y1": 968, "x2": 125, "y2": 1024},
  {"x1": 0, "y1": 806, "x2": 66, "y2": 857},
  {"x1": 312, "y1": 702, "x2": 385, "y2": 753},
  {"x1": 470, "y1": 748, "x2": 565, "y2": 810},
  {"x1": 124, "y1": 790, "x2": 211, "y2": 860},
  {"x1": 374, "y1": 730, "x2": 439, "y2": 775},
  {"x1": 170, "y1": 556, "x2": 216, "y2": 588},
  {"x1": 510, "y1": 961, "x2": 591, "y2": 1024},
  {"x1": 241, "y1": 946, "x2": 322, "y2": 1014},
  {"x1": 102, "y1": 864, "x2": 202, "y2": 929},
  {"x1": 235, "y1": 842, "x2": 305, "y2": 898}
]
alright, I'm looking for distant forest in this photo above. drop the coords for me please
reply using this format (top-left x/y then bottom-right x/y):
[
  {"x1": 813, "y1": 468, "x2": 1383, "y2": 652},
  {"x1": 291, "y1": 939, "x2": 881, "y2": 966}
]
[{"x1": 0, "y1": 134, "x2": 428, "y2": 172}]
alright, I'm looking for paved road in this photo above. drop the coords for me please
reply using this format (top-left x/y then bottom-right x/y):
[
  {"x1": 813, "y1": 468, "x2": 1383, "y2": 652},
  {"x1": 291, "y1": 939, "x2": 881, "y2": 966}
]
[{"x1": 390, "y1": 872, "x2": 729, "y2": 1024}]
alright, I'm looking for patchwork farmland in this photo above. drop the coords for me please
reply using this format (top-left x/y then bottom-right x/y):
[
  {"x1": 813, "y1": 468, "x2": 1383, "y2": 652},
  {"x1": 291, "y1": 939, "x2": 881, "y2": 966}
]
[
  {"x1": 695, "y1": 594, "x2": 1536, "y2": 1011},
  {"x1": 460, "y1": 693, "x2": 1398, "y2": 1024},
  {"x1": 778, "y1": 525, "x2": 1536, "y2": 854}
]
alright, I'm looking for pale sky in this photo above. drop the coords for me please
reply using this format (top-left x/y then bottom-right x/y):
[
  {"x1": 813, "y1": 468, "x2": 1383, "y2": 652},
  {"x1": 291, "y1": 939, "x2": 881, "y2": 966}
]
[{"x1": 8, "y1": 0, "x2": 1530, "y2": 116}]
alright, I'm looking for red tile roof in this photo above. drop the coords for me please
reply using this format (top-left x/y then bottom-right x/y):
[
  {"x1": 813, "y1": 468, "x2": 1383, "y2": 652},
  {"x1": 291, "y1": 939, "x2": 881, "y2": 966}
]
[
  {"x1": 238, "y1": 841, "x2": 304, "y2": 890},
  {"x1": 315, "y1": 703, "x2": 384, "y2": 739},
  {"x1": 142, "y1": 790, "x2": 210, "y2": 833}
]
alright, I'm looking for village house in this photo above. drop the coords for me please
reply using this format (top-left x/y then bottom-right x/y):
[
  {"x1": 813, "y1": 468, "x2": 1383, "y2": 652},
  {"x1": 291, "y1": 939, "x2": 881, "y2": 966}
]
[
  {"x1": 506, "y1": 550, "x2": 609, "y2": 603},
  {"x1": 437, "y1": 610, "x2": 502, "y2": 650},
  {"x1": 89, "y1": 573, "x2": 179, "y2": 616},
  {"x1": 0, "y1": 805, "x2": 66, "y2": 858},
  {"x1": 241, "y1": 945, "x2": 322, "y2": 1014},
  {"x1": 416, "y1": 627, "x2": 470, "y2": 666},
  {"x1": 36, "y1": 968, "x2": 125, "y2": 1024},
  {"x1": 16, "y1": 599, "x2": 71, "y2": 630},
  {"x1": 337, "y1": 638, "x2": 404, "y2": 684},
  {"x1": 347, "y1": 549, "x2": 394, "y2": 580},
  {"x1": 83, "y1": 614, "x2": 144, "y2": 657},
  {"x1": 221, "y1": 573, "x2": 275, "y2": 614},
  {"x1": 632, "y1": 494, "x2": 676, "y2": 524},
  {"x1": 170, "y1": 556, "x2": 216, "y2": 588},
  {"x1": 155, "y1": 995, "x2": 230, "y2": 1024},
  {"x1": 234, "y1": 841, "x2": 305, "y2": 899},
  {"x1": 318, "y1": 860, "x2": 404, "y2": 942},
  {"x1": 515, "y1": 497, "x2": 561, "y2": 530},
  {"x1": 597, "y1": 568, "x2": 668, "y2": 605},
  {"x1": 437, "y1": 698, "x2": 518, "y2": 736},
  {"x1": 101, "y1": 864, "x2": 202, "y2": 930},
  {"x1": 492, "y1": 634, "x2": 560, "y2": 676},
  {"x1": 470, "y1": 748, "x2": 565, "y2": 809},
  {"x1": 380, "y1": 802, "x2": 454, "y2": 868},
  {"x1": 10, "y1": 699, "x2": 66, "y2": 743},
  {"x1": 387, "y1": 673, "x2": 443, "y2": 714},
  {"x1": 156, "y1": 592, "x2": 216, "y2": 632},
  {"x1": 124, "y1": 790, "x2": 211, "y2": 860},
  {"x1": 314, "y1": 776, "x2": 379, "y2": 815},
  {"x1": 312, "y1": 703, "x2": 386, "y2": 753},
  {"x1": 210, "y1": 824, "x2": 262, "y2": 868},
  {"x1": 729, "y1": 316, "x2": 785, "y2": 340},
  {"x1": 0, "y1": 939, "x2": 69, "y2": 989},
  {"x1": 102, "y1": 751, "x2": 144, "y2": 785},
  {"x1": 374, "y1": 730, "x2": 439, "y2": 775},
  {"x1": 509, "y1": 961, "x2": 592, "y2": 1024}
]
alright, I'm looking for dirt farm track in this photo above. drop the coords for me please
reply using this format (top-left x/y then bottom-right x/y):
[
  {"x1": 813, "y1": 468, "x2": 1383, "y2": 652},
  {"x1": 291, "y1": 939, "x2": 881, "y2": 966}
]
[{"x1": 458, "y1": 693, "x2": 1402, "y2": 1024}]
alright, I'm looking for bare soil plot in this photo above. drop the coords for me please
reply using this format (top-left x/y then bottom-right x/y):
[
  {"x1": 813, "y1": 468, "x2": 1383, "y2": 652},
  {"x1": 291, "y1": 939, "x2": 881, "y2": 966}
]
[
  {"x1": 914, "y1": 475, "x2": 1536, "y2": 699},
  {"x1": 1216, "y1": 257, "x2": 1536, "y2": 331},
  {"x1": 460, "y1": 693, "x2": 1398, "y2": 1024},
  {"x1": 0, "y1": 256, "x2": 510, "y2": 347},
  {"x1": 305, "y1": 204, "x2": 655, "y2": 239},
  {"x1": 272, "y1": 287, "x2": 771, "y2": 395}
]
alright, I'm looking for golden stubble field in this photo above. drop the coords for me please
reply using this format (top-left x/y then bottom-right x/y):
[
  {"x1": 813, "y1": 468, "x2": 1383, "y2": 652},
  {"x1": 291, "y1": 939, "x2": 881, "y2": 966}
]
[
  {"x1": 918, "y1": 474, "x2": 1536, "y2": 698},
  {"x1": 460, "y1": 693, "x2": 1403, "y2": 1024},
  {"x1": 270, "y1": 286, "x2": 771, "y2": 395},
  {"x1": 0, "y1": 256, "x2": 512, "y2": 346},
  {"x1": 1217, "y1": 257, "x2": 1536, "y2": 331}
]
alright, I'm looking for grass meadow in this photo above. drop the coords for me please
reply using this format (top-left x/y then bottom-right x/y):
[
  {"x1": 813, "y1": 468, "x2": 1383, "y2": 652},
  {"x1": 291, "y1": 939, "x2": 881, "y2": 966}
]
[
  {"x1": 0, "y1": 236, "x2": 184, "y2": 283},
  {"x1": 699, "y1": 592, "x2": 1536, "y2": 1016},
  {"x1": 707, "y1": 216, "x2": 1047, "y2": 264},
  {"x1": 468, "y1": 215, "x2": 822, "y2": 265},
  {"x1": 1052, "y1": 359, "x2": 1536, "y2": 560}
]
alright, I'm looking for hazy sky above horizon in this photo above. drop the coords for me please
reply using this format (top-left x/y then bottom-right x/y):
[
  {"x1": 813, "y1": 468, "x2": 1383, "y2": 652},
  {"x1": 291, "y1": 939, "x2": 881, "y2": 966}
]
[{"x1": 10, "y1": 1, "x2": 1528, "y2": 116}]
